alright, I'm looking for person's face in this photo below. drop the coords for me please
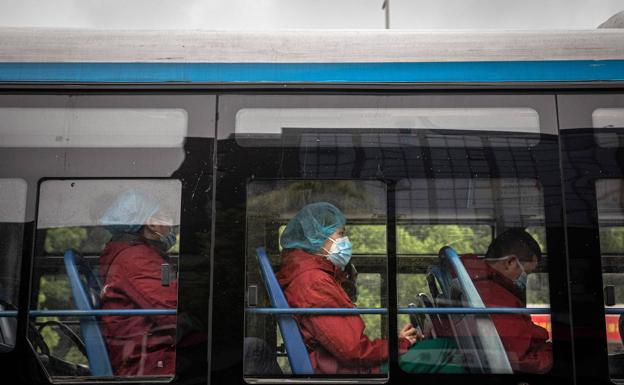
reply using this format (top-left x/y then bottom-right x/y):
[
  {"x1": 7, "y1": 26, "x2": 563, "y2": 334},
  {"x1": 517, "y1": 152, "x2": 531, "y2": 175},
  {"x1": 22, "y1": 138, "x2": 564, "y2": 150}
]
[
  {"x1": 144, "y1": 215, "x2": 173, "y2": 240},
  {"x1": 320, "y1": 226, "x2": 346, "y2": 255},
  {"x1": 498, "y1": 254, "x2": 538, "y2": 281}
]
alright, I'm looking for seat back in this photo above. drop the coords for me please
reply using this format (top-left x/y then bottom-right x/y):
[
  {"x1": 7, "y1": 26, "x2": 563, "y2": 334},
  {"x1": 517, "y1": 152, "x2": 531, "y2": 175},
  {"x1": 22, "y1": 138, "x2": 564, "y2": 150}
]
[
  {"x1": 64, "y1": 249, "x2": 113, "y2": 376},
  {"x1": 255, "y1": 248, "x2": 313, "y2": 375},
  {"x1": 434, "y1": 246, "x2": 513, "y2": 374},
  {"x1": 0, "y1": 302, "x2": 16, "y2": 352}
]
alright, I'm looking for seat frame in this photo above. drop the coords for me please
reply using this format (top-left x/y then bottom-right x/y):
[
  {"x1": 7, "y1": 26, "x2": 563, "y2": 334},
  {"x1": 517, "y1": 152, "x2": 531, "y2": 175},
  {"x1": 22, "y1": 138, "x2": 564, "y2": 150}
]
[
  {"x1": 64, "y1": 249, "x2": 113, "y2": 376},
  {"x1": 255, "y1": 248, "x2": 313, "y2": 375}
]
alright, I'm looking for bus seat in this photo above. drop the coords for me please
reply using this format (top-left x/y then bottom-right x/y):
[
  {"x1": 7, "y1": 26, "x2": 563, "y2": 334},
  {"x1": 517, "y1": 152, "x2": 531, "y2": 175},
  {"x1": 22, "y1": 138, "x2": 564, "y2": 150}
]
[
  {"x1": 0, "y1": 301, "x2": 16, "y2": 352},
  {"x1": 63, "y1": 249, "x2": 113, "y2": 376},
  {"x1": 255, "y1": 248, "x2": 314, "y2": 375},
  {"x1": 428, "y1": 265, "x2": 448, "y2": 302},
  {"x1": 434, "y1": 246, "x2": 513, "y2": 374},
  {"x1": 418, "y1": 293, "x2": 449, "y2": 338}
]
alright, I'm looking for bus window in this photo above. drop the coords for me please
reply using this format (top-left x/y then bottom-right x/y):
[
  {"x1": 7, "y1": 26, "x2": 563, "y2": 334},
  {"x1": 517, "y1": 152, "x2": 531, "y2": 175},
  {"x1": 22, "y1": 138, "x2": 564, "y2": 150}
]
[
  {"x1": 395, "y1": 178, "x2": 551, "y2": 374},
  {"x1": 31, "y1": 179, "x2": 181, "y2": 379},
  {"x1": 0, "y1": 178, "x2": 27, "y2": 352},
  {"x1": 0, "y1": 107, "x2": 187, "y2": 148},
  {"x1": 244, "y1": 180, "x2": 389, "y2": 379},
  {"x1": 233, "y1": 107, "x2": 541, "y2": 148},
  {"x1": 593, "y1": 108, "x2": 624, "y2": 147},
  {"x1": 596, "y1": 179, "x2": 624, "y2": 373}
]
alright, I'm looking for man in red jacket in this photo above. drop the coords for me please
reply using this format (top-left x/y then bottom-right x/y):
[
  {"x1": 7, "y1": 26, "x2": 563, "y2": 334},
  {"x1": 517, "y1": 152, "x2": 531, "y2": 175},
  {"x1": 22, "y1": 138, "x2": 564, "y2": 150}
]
[
  {"x1": 276, "y1": 202, "x2": 419, "y2": 374},
  {"x1": 462, "y1": 229, "x2": 552, "y2": 374},
  {"x1": 99, "y1": 190, "x2": 179, "y2": 376}
]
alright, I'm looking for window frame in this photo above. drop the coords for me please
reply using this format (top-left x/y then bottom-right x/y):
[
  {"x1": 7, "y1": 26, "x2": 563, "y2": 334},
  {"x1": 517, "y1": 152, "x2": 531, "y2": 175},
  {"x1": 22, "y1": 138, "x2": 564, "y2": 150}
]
[
  {"x1": 214, "y1": 93, "x2": 570, "y2": 385},
  {"x1": 0, "y1": 93, "x2": 216, "y2": 384},
  {"x1": 558, "y1": 93, "x2": 624, "y2": 383}
]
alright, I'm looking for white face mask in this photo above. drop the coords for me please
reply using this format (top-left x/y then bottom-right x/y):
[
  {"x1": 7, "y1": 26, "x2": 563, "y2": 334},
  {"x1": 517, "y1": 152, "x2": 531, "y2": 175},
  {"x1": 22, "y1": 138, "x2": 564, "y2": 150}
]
[
  {"x1": 323, "y1": 236, "x2": 353, "y2": 270},
  {"x1": 514, "y1": 260, "x2": 528, "y2": 292}
]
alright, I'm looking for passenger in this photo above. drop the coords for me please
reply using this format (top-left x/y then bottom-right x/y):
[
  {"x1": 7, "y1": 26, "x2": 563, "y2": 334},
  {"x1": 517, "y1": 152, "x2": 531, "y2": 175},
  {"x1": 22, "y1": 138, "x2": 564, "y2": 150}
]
[
  {"x1": 276, "y1": 202, "x2": 420, "y2": 374},
  {"x1": 98, "y1": 190, "x2": 178, "y2": 376},
  {"x1": 462, "y1": 228, "x2": 552, "y2": 373}
]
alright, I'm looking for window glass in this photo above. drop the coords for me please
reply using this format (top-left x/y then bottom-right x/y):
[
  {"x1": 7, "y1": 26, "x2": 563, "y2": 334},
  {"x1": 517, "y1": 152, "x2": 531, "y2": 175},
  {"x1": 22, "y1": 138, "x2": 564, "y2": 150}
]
[
  {"x1": 31, "y1": 179, "x2": 181, "y2": 379},
  {"x1": 593, "y1": 108, "x2": 624, "y2": 147},
  {"x1": 396, "y1": 178, "x2": 551, "y2": 375},
  {"x1": 234, "y1": 108, "x2": 541, "y2": 147},
  {"x1": 0, "y1": 178, "x2": 27, "y2": 352},
  {"x1": 245, "y1": 180, "x2": 388, "y2": 379},
  {"x1": 279, "y1": 224, "x2": 386, "y2": 254},
  {"x1": 597, "y1": 179, "x2": 624, "y2": 375},
  {"x1": 397, "y1": 224, "x2": 492, "y2": 255},
  {"x1": 0, "y1": 108, "x2": 187, "y2": 148}
]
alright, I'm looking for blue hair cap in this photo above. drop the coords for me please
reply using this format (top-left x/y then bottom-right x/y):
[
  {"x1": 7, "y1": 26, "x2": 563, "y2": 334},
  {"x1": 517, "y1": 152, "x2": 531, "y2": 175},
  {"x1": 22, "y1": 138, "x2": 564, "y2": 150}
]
[
  {"x1": 280, "y1": 202, "x2": 346, "y2": 252},
  {"x1": 100, "y1": 189, "x2": 160, "y2": 235}
]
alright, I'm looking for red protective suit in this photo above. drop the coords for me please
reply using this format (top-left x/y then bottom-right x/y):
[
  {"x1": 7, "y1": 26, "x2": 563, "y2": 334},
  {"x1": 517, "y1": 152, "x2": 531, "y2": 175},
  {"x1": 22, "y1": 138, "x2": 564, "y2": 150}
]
[
  {"x1": 276, "y1": 249, "x2": 410, "y2": 374},
  {"x1": 461, "y1": 254, "x2": 552, "y2": 373},
  {"x1": 99, "y1": 239, "x2": 177, "y2": 376}
]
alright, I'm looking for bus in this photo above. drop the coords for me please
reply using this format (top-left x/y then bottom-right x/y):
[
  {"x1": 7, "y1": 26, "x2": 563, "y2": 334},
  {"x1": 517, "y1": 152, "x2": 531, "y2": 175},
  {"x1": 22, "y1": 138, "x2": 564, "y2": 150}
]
[{"x1": 0, "y1": 27, "x2": 623, "y2": 385}]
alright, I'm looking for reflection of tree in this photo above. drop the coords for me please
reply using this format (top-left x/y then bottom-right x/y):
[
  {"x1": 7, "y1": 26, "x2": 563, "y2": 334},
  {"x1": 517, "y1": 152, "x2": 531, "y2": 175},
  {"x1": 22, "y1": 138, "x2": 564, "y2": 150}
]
[{"x1": 601, "y1": 228, "x2": 624, "y2": 254}]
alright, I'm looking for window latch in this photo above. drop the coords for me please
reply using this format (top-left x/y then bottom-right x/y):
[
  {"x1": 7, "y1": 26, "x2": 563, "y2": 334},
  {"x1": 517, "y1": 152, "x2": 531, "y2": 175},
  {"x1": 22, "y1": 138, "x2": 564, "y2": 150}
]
[
  {"x1": 248, "y1": 285, "x2": 258, "y2": 307},
  {"x1": 605, "y1": 285, "x2": 616, "y2": 307},
  {"x1": 161, "y1": 263, "x2": 171, "y2": 287}
]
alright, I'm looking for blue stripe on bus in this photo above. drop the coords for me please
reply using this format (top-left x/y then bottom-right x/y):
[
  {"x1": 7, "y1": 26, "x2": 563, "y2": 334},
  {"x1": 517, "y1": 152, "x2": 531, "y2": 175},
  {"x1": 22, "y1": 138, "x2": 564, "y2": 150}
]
[{"x1": 0, "y1": 60, "x2": 623, "y2": 83}]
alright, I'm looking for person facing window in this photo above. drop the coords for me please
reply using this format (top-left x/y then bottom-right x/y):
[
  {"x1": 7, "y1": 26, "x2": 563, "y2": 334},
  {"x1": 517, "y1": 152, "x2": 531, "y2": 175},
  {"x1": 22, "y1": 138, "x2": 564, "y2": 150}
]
[
  {"x1": 276, "y1": 202, "x2": 419, "y2": 374},
  {"x1": 98, "y1": 189, "x2": 178, "y2": 376},
  {"x1": 461, "y1": 228, "x2": 552, "y2": 373}
]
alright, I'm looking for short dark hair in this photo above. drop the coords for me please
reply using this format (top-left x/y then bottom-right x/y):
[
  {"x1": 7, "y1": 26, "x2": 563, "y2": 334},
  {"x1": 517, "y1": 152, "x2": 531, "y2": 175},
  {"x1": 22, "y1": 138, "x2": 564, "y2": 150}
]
[{"x1": 485, "y1": 228, "x2": 542, "y2": 262}]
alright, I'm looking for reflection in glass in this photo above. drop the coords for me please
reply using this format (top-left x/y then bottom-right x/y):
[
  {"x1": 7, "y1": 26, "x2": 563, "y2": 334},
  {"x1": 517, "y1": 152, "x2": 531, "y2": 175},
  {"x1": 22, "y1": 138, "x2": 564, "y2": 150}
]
[
  {"x1": 597, "y1": 179, "x2": 624, "y2": 378},
  {"x1": 593, "y1": 108, "x2": 624, "y2": 147},
  {"x1": 396, "y1": 178, "x2": 551, "y2": 374},
  {"x1": 31, "y1": 179, "x2": 181, "y2": 378},
  {"x1": 0, "y1": 178, "x2": 27, "y2": 352},
  {"x1": 234, "y1": 108, "x2": 541, "y2": 148},
  {"x1": 245, "y1": 180, "x2": 391, "y2": 378}
]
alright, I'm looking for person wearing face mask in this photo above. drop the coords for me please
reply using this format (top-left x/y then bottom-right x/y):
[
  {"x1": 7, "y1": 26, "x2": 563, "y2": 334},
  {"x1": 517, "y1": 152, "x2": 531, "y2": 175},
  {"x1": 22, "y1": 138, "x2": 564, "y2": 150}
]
[
  {"x1": 98, "y1": 189, "x2": 179, "y2": 376},
  {"x1": 276, "y1": 202, "x2": 420, "y2": 374},
  {"x1": 461, "y1": 228, "x2": 552, "y2": 374}
]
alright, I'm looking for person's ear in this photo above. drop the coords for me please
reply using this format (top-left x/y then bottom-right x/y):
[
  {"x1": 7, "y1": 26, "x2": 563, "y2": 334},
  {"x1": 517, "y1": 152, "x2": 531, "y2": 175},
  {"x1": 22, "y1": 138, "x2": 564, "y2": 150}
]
[{"x1": 504, "y1": 256, "x2": 518, "y2": 272}]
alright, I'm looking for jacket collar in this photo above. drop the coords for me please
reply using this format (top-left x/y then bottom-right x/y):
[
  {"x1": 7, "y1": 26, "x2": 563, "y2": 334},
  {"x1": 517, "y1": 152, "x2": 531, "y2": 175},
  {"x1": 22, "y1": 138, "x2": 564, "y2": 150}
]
[
  {"x1": 462, "y1": 253, "x2": 525, "y2": 301},
  {"x1": 276, "y1": 248, "x2": 343, "y2": 287}
]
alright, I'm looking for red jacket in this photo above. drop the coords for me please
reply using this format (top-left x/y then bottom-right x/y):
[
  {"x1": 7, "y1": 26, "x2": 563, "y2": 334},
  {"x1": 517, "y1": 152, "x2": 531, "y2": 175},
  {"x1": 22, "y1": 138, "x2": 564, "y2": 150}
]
[
  {"x1": 99, "y1": 239, "x2": 177, "y2": 376},
  {"x1": 461, "y1": 254, "x2": 552, "y2": 374},
  {"x1": 276, "y1": 249, "x2": 410, "y2": 374}
]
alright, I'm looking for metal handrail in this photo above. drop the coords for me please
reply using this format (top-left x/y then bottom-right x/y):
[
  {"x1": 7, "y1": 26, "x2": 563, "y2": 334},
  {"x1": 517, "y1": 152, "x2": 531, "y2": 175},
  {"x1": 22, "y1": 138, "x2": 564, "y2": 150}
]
[
  {"x1": 246, "y1": 307, "x2": 552, "y2": 315},
  {"x1": 2, "y1": 306, "x2": 624, "y2": 318},
  {"x1": 0, "y1": 309, "x2": 176, "y2": 318}
]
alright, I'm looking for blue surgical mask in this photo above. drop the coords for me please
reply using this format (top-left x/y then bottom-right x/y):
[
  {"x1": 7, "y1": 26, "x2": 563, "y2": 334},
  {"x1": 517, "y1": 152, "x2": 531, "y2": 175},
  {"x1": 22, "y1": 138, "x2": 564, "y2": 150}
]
[
  {"x1": 325, "y1": 236, "x2": 353, "y2": 270},
  {"x1": 153, "y1": 229, "x2": 178, "y2": 252},
  {"x1": 514, "y1": 261, "x2": 528, "y2": 292}
]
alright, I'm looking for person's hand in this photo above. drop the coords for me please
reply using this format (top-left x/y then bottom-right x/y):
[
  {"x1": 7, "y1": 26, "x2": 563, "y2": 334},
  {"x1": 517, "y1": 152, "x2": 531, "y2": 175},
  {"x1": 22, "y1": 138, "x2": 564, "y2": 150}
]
[{"x1": 399, "y1": 323, "x2": 423, "y2": 346}]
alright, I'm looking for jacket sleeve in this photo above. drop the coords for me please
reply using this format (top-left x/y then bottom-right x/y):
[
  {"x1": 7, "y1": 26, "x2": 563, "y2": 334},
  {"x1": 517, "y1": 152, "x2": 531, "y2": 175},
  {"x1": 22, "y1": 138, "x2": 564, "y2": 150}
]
[
  {"x1": 491, "y1": 313, "x2": 553, "y2": 374},
  {"x1": 295, "y1": 272, "x2": 401, "y2": 368},
  {"x1": 119, "y1": 248, "x2": 178, "y2": 328}
]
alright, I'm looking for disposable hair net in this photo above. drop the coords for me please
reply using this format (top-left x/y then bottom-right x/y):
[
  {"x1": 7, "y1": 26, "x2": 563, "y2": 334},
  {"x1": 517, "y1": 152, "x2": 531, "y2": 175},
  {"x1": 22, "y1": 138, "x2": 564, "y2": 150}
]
[
  {"x1": 280, "y1": 202, "x2": 346, "y2": 252},
  {"x1": 100, "y1": 189, "x2": 160, "y2": 235}
]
